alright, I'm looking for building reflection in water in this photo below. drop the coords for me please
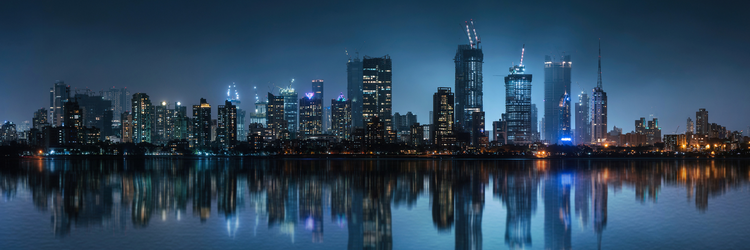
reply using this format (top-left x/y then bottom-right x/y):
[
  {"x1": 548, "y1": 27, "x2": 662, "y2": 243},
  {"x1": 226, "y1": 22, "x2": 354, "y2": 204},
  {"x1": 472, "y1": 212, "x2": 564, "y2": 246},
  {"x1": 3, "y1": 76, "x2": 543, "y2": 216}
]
[{"x1": 0, "y1": 157, "x2": 748, "y2": 250}]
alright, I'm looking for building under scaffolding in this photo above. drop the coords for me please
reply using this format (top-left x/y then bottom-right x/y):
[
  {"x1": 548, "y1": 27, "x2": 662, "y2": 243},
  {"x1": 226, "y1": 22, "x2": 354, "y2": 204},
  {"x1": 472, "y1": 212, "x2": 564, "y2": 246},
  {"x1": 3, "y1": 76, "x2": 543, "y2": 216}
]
[{"x1": 503, "y1": 46, "x2": 533, "y2": 145}]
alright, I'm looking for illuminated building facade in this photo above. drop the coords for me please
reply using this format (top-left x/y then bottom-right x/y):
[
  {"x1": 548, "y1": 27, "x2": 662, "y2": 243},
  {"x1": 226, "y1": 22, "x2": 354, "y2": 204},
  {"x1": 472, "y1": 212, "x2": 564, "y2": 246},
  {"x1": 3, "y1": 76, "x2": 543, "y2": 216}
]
[
  {"x1": 280, "y1": 85, "x2": 298, "y2": 138},
  {"x1": 362, "y1": 55, "x2": 393, "y2": 143},
  {"x1": 266, "y1": 93, "x2": 286, "y2": 139},
  {"x1": 103, "y1": 87, "x2": 130, "y2": 127},
  {"x1": 299, "y1": 93, "x2": 322, "y2": 136},
  {"x1": 471, "y1": 111, "x2": 486, "y2": 146},
  {"x1": 33, "y1": 108, "x2": 48, "y2": 130},
  {"x1": 50, "y1": 80, "x2": 70, "y2": 127},
  {"x1": 331, "y1": 94, "x2": 352, "y2": 140},
  {"x1": 217, "y1": 100, "x2": 237, "y2": 149},
  {"x1": 558, "y1": 92, "x2": 571, "y2": 144},
  {"x1": 575, "y1": 93, "x2": 590, "y2": 145},
  {"x1": 591, "y1": 41, "x2": 608, "y2": 144},
  {"x1": 432, "y1": 87, "x2": 455, "y2": 147},
  {"x1": 696, "y1": 108, "x2": 708, "y2": 135},
  {"x1": 504, "y1": 54, "x2": 533, "y2": 145},
  {"x1": 192, "y1": 98, "x2": 211, "y2": 147},
  {"x1": 312, "y1": 79, "x2": 323, "y2": 101},
  {"x1": 121, "y1": 111, "x2": 132, "y2": 143},
  {"x1": 544, "y1": 55, "x2": 571, "y2": 143},
  {"x1": 227, "y1": 83, "x2": 245, "y2": 141},
  {"x1": 131, "y1": 93, "x2": 153, "y2": 143},
  {"x1": 454, "y1": 44, "x2": 484, "y2": 134}
]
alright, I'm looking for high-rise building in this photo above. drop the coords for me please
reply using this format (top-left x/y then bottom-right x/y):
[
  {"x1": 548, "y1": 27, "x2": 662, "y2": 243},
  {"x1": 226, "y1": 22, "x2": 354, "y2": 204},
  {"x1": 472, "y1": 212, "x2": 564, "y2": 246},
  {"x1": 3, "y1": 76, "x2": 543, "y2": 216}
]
[
  {"x1": 331, "y1": 94, "x2": 352, "y2": 140},
  {"x1": 172, "y1": 102, "x2": 189, "y2": 140},
  {"x1": 646, "y1": 118, "x2": 661, "y2": 145},
  {"x1": 217, "y1": 100, "x2": 237, "y2": 149},
  {"x1": 558, "y1": 92, "x2": 571, "y2": 144},
  {"x1": 362, "y1": 55, "x2": 394, "y2": 143},
  {"x1": 347, "y1": 55, "x2": 364, "y2": 128},
  {"x1": 249, "y1": 99, "x2": 267, "y2": 126},
  {"x1": 33, "y1": 108, "x2": 48, "y2": 130},
  {"x1": 531, "y1": 104, "x2": 538, "y2": 142},
  {"x1": 103, "y1": 87, "x2": 130, "y2": 127},
  {"x1": 432, "y1": 87, "x2": 455, "y2": 147},
  {"x1": 121, "y1": 111, "x2": 133, "y2": 143},
  {"x1": 575, "y1": 93, "x2": 590, "y2": 145},
  {"x1": 73, "y1": 93, "x2": 114, "y2": 141},
  {"x1": 192, "y1": 98, "x2": 212, "y2": 147},
  {"x1": 544, "y1": 55, "x2": 571, "y2": 143},
  {"x1": 591, "y1": 41, "x2": 608, "y2": 144},
  {"x1": 267, "y1": 93, "x2": 286, "y2": 139},
  {"x1": 696, "y1": 108, "x2": 708, "y2": 135},
  {"x1": 280, "y1": 84, "x2": 298, "y2": 138},
  {"x1": 50, "y1": 81, "x2": 70, "y2": 127},
  {"x1": 227, "y1": 83, "x2": 246, "y2": 141},
  {"x1": 686, "y1": 117, "x2": 694, "y2": 134},
  {"x1": 312, "y1": 79, "x2": 324, "y2": 101},
  {"x1": 131, "y1": 93, "x2": 153, "y2": 143},
  {"x1": 471, "y1": 111, "x2": 486, "y2": 146},
  {"x1": 454, "y1": 42, "x2": 484, "y2": 134},
  {"x1": 63, "y1": 101, "x2": 83, "y2": 129},
  {"x1": 504, "y1": 49, "x2": 533, "y2": 145},
  {"x1": 299, "y1": 92, "x2": 323, "y2": 136},
  {"x1": 322, "y1": 106, "x2": 331, "y2": 134},
  {"x1": 153, "y1": 101, "x2": 171, "y2": 144}
]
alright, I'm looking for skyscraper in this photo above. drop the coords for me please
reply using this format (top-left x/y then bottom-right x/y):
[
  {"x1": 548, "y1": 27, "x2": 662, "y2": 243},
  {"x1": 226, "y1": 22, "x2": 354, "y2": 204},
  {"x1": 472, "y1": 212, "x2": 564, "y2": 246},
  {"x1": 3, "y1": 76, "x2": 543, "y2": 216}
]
[
  {"x1": 299, "y1": 92, "x2": 322, "y2": 136},
  {"x1": 471, "y1": 111, "x2": 486, "y2": 146},
  {"x1": 544, "y1": 55, "x2": 571, "y2": 143},
  {"x1": 50, "y1": 81, "x2": 70, "y2": 127},
  {"x1": 227, "y1": 83, "x2": 245, "y2": 141},
  {"x1": 454, "y1": 41, "x2": 484, "y2": 134},
  {"x1": 172, "y1": 102, "x2": 189, "y2": 140},
  {"x1": 131, "y1": 93, "x2": 153, "y2": 143},
  {"x1": 217, "y1": 100, "x2": 237, "y2": 149},
  {"x1": 591, "y1": 41, "x2": 608, "y2": 144},
  {"x1": 531, "y1": 104, "x2": 538, "y2": 142},
  {"x1": 312, "y1": 79, "x2": 323, "y2": 101},
  {"x1": 504, "y1": 47, "x2": 532, "y2": 145},
  {"x1": 696, "y1": 108, "x2": 708, "y2": 135},
  {"x1": 559, "y1": 92, "x2": 572, "y2": 144},
  {"x1": 347, "y1": 55, "x2": 364, "y2": 129},
  {"x1": 103, "y1": 87, "x2": 130, "y2": 127},
  {"x1": 686, "y1": 117, "x2": 694, "y2": 134},
  {"x1": 362, "y1": 55, "x2": 393, "y2": 143},
  {"x1": 432, "y1": 87, "x2": 455, "y2": 147},
  {"x1": 331, "y1": 94, "x2": 352, "y2": 140},
  {"x1": 192, "y1": 98, "x2": 212, "y2": 147},
  {"x1": 266, "y1": 93, "x2": 286, "y2": 139},
  {"x1": 154, "y1": 101, "x2": 170, "y2": 144},
  {"x1": 280, "y1": 84, "x2": 298, "y2": 138},
  {"x1": 33, "y1": 108, "x2": 48, "y2": 130},
  {"x1": 121, "y1": 111, "x2": 133, "y2": 143},
  {"x1": 575, "y1": 92, "x2": 590, "y2": 145}
]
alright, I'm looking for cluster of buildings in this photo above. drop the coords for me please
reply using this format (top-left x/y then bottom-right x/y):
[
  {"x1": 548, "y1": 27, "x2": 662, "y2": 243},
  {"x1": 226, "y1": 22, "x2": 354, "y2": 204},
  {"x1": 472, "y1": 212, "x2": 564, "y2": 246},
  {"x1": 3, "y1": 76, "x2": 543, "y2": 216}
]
[{"x1": 2, "y1": 22, "x2": 748, "y2": 155}]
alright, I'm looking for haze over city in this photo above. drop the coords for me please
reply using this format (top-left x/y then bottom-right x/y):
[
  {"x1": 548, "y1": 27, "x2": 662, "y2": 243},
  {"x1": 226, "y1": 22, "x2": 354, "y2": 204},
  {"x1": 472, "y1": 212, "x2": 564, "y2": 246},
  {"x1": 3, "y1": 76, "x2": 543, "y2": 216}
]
[{"x1": 1, "y1": 0, "x2": 748, "y2": 134}]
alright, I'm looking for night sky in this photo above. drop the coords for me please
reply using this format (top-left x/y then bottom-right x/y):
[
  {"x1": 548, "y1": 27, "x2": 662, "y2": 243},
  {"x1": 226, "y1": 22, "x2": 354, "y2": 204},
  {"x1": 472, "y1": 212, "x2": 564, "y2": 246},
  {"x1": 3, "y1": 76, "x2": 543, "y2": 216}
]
[{"x1": 1, "y1": 0, "x2": 748, "y2": 134}]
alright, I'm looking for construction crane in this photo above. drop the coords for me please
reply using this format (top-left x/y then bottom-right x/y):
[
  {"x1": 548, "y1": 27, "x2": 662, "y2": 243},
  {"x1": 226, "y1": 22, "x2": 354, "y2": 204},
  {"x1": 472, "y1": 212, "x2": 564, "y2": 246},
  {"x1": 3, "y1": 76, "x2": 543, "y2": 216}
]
[
  {"x1": 674, "y1": 126, "x2": 680, "y2": 134},
  {"x1": 463, "y1": 20, "x2": 481, "y2": 49}
]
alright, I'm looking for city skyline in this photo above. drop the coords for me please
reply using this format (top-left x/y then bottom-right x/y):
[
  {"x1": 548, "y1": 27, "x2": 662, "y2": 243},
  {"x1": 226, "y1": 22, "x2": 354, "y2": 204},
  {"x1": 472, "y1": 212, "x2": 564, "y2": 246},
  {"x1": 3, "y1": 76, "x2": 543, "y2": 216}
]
[{"x1": 1, "y1": 0, "x2": 749, "y2": 135}]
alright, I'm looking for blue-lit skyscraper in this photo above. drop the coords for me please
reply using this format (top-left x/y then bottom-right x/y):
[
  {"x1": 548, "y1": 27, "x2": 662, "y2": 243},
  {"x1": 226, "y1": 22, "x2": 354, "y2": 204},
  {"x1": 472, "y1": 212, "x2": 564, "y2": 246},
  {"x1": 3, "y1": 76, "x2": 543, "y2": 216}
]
[
  {"x1": 591, "y1": 41, "x2": 608, "y2": 144},
  {"x1": 280, "y1": 82, "x2": 298, "y2": 138},
  {"x1": 544, "y1": 55, "x2": 571, "y2": 143},
  {"x1": 504, "y1": 46, "x2": 532, "y2": 145},
  {"x1": 558, "y1": 92, "x2": 571, "y2": 144},
  {"x1": 454, "y1": 21, "x2": 484, "y2": 135}
]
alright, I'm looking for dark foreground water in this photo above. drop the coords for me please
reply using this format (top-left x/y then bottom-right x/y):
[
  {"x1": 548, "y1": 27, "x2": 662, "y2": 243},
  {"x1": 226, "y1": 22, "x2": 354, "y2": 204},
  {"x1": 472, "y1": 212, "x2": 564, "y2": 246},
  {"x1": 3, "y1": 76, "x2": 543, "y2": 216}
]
[{"x1": 1, "y1": 158, "x2": 749, "y2": 250}]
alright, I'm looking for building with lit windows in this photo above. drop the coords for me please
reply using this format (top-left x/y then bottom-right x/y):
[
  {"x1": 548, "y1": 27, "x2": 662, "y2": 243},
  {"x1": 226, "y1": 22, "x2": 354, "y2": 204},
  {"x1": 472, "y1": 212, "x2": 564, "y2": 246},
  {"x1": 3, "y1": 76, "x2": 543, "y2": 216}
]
[
  {"x1": 454, "y1": 44, "x2": 484, "y2": 135},
  {"x1": 347, "y1": 55, "x2": 364, "y2": 129},
  {"x1": 575, "y1": 93, "x2": 590, "y2": 145},
  {"x1": 558, "y1": 92, "x2": 571, "y2": 144},
  {"x1": 591, "y1": 41, "x2": 608, "y2": 144},
  {"x1": 217, "y1": 100, "x2": 237, "y2": 149},
  {"x1": 267, "y1": 93, "x2": 286, "y2": 139},
  {"x1": 362, "y1": 55, "x2": 393, "y2": 143},
  {"x1": 432, "y1": 87, "x2": 455, "y2": 147},
  {"x1": 299, "y1": 92, "x2": 322, "y2": 137},
  {"x1": 131, "y1": 93, "x2": 153, "y2": 143},
  {"x1": 504, "y1": 51, "x2": 533, "y2": 145},
  {"x1": 331, "y1": 94, "x2": 352, "y2": 140},
  {"x1": 544, "y1": 55, "x2": 571, "y2": 143},
  {"x1": 192, "y1": 98, "x2": 211, "y2": 147},
  {"x1": 280, "y1": 84, "x2": 298, "y2": 138},
  {"x1": 50, "y1": 81, "x2": 70, "y2": 127}
]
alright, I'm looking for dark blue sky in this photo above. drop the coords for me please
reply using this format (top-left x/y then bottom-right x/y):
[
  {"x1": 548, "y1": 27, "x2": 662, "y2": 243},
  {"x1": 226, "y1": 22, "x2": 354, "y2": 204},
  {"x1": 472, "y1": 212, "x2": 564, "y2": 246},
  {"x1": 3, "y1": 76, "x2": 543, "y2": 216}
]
[{"x1": 1, "y1": 0, "x2": 748, "y2": 133}]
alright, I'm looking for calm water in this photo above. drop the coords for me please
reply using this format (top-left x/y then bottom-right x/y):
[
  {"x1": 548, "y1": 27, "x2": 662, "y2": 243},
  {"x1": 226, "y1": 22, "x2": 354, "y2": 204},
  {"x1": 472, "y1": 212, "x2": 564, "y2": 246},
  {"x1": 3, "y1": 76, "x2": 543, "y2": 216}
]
[{"x1": 1, "y1": 158, "x2": 749, "y2": 250}]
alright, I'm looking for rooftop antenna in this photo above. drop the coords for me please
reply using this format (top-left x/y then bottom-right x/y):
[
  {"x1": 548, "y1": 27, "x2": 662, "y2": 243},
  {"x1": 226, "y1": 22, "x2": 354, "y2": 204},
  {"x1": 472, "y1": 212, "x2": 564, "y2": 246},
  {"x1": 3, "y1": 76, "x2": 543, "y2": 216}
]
[
  {"x1": 597, "y1": 38, "x2": 603, "y2": 89},
  {"x1": 520, "y1": 44, "x2": 525, "y2": 66}
]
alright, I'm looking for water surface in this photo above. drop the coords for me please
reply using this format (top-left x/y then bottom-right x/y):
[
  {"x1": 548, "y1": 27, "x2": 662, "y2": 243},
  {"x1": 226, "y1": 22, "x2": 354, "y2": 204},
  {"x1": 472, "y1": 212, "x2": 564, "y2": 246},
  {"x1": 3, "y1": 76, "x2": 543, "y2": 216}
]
[{"x1": 1, "y1": 158, "x2": 748, "y2": 249}]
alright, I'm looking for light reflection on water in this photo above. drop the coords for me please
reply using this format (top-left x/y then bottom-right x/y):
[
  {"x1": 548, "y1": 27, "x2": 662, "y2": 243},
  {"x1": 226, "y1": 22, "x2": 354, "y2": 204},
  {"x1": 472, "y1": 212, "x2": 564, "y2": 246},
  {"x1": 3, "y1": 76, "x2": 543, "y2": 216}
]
[{"x1": 0, "y1": 158, "x2": 749, "y2": 250}]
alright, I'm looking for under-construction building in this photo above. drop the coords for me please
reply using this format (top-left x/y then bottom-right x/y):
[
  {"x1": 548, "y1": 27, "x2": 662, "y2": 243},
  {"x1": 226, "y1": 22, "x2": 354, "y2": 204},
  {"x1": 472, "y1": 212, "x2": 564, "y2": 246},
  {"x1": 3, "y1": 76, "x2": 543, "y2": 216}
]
[
  {"x1": 454, "y1": 20, "x2": 484, "y2": 135},
  {"x1": 504, "y1": 46, "x2": 533, "y2": 145}
]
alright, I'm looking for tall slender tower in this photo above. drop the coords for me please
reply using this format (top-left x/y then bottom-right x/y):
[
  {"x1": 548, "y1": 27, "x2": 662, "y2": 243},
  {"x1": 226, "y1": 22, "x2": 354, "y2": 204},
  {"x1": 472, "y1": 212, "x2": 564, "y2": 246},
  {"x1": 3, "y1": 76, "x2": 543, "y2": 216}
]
[
  {"x1": 347, "y1": 55, "x2": 364, "y2": 128},
  {"x1": 132, "y1": 93, "x2": 153, "y2": 143},
  {"x1": 591, "y1": 40, "x2": 608, "y2": 144},
  {"x1": 575, "y1": 92, "x2": 590, "y2": 145},
  {"x1": 454, "y1": 20, "x2": 484, "y2": 135},
  {"x1": 50, "y1": 81, "x2": 70, "y2": 127}
]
